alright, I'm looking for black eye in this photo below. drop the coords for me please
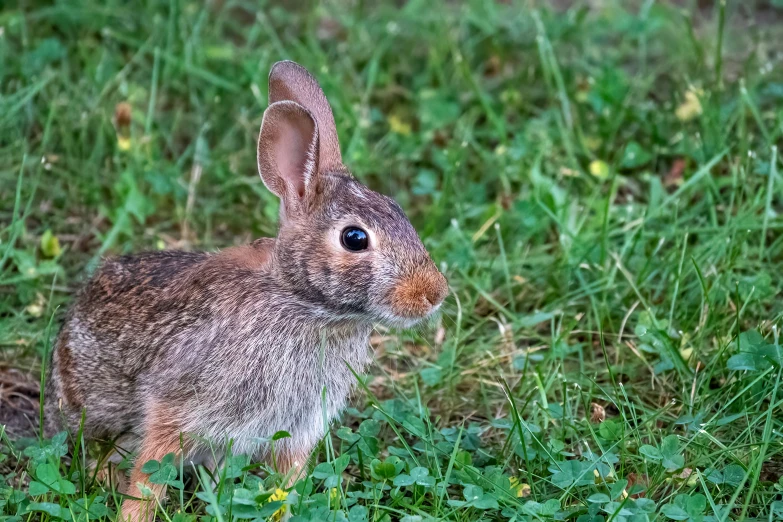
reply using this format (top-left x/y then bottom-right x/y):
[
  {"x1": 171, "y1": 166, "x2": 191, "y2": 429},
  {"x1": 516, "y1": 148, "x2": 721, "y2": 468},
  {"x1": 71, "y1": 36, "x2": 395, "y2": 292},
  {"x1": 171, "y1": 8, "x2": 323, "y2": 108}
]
[{"x1": 341, "y1": 227, "x2": 369, "y2": 251}]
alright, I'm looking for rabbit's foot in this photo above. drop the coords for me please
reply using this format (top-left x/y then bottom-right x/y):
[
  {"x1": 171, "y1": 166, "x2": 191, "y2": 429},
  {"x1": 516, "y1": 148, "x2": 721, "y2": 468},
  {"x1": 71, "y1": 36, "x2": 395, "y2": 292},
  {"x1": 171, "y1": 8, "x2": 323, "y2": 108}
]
[
  {"x1": 122, "y1": 402, "x2": 184, "y2": 522},
  {"x1": 120, "y1": 498, "x2": 157, "y2": 522}
]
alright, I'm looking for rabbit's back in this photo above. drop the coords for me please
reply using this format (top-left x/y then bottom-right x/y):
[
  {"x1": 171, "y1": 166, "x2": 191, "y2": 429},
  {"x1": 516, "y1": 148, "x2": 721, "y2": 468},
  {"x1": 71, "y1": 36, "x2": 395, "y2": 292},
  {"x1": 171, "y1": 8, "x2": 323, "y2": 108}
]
[{"x1": 47, "y1": 242, "x2": 273, "y2": 438}]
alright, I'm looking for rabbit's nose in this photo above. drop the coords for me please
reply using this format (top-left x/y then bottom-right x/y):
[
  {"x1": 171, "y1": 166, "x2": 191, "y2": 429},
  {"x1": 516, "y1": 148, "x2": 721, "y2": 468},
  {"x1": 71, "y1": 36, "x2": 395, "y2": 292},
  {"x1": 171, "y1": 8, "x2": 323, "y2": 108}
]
[
  {"x1": 424, "y1": 271, "x2": 448, "y2": 307},
  {"x1": 390, "y1": 268, "x2": 449, "y2": 319}
]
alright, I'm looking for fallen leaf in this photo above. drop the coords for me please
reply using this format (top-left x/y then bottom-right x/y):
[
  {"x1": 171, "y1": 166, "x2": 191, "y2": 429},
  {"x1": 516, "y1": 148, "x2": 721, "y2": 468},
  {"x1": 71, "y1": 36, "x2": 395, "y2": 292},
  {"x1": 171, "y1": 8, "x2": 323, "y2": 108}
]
[
  {"x1": 665, "y1": 158, "x2": 686, "y2": 187},
  {"x1": 483, "y1": 55, "x2": 502, "y2": 76},
  {"x1": 590, "y1": 403, "x2": 606, "y2": 423},
  {"x1": 114, "y1": 101, "x2": 132, "y2": 128},
  {"x1": 40, "y1": 229, "x2": 62, "y2": 258},
  {"x1": 317, "y1": 16, "x2": 343, "y2": 41},
  {"x1": 626, "y1": 473, "x2": 648, "y2": 498}
]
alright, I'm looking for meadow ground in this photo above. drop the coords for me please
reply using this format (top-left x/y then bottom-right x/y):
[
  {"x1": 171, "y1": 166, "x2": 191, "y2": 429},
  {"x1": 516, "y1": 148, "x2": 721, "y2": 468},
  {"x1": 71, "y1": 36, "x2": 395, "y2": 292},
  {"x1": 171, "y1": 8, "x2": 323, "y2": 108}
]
[{"x1": 2, "y1": 1, "x2": 783, "y2": 520}]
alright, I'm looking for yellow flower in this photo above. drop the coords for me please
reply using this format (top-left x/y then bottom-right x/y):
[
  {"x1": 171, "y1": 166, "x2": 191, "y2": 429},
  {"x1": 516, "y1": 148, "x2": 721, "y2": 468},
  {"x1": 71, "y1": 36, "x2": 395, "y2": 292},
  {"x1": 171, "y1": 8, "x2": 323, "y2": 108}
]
[
  {"x1": 388, "y1": 114, "x2": 412, "y2": 136},
  {"x1": 508, "y1": 477, "x2": 531, "y2": 498},
  {"x1": 329, "y1": 487, "x2": 340, "y2": 502},
  {"x1": 270, "y1": 488, "x2": 287, "y2": 502},
  {"x1": 589, "y1": 160, "x2": 610, "y2": 179},
  {"x1": 117, "y1": 135, "x2": 132, "y2": 151},
  {"x1": 269, "y1": 488, "x2": 288, "y2": 520},
  {"x1": 675, "y1": 89, "x2": 703, "y2": 122}
]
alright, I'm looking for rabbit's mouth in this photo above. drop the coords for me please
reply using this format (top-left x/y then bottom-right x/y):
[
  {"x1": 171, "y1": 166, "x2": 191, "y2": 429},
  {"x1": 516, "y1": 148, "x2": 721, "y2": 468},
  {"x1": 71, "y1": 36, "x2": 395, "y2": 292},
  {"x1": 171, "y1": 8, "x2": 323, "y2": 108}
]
[
  {"x1": 376, "y1": 304, "x2": 443, "y2": 329},
  {"x1": 376, "y1": 283, "x2": 447, "y2": 328},
  {"x1": 384, "y1": 270, "x2": 448, "y2": 324}
]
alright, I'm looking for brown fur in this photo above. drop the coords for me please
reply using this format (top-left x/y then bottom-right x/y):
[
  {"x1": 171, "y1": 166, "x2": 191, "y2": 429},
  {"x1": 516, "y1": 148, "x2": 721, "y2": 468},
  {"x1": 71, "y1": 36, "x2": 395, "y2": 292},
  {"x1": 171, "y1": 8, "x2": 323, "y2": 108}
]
[
  {"x1": 391, "y1": 272, "x2": 449, "y2": 318},
  {"x1": 47, "y1": 61, "x2": 447, "y2": 522},
  {"x1": 276, "y1": 444, "x2": 314, "y2": 487},
  {"x1": 52, "y1": 330, "x2": 83, "y2": 408},
  {"x1": 214, "y1": 238, "x2": 275, "y2": 270},
  {"x1": 122, "y1": 402, "x2": 186, "y2": 522}
]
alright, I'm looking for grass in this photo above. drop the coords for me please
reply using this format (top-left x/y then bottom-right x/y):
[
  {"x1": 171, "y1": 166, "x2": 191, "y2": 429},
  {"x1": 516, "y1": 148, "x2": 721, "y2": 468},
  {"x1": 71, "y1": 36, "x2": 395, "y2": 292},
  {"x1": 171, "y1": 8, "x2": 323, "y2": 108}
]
[{"x1": 2, "y1": 0, "x2": 783, "y2": 520}]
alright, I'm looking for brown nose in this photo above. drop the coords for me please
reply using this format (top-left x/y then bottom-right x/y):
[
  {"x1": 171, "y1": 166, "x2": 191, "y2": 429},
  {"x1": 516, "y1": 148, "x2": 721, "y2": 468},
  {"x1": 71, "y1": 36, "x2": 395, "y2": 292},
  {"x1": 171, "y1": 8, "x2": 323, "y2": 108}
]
[
  {"x1": 424, "y1": 271, "x2": 448, "y2": 307},
  {"x1": 390, "y1": 268, "x2": 449, "y2": 319}
]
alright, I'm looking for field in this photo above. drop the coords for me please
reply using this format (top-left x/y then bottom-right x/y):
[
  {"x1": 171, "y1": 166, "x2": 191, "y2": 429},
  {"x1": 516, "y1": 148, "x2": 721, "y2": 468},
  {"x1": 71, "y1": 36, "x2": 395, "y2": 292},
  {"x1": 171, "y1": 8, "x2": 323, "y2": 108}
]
[{"x1": 2, "y1": 1, "x2": 783, "y2": 520}]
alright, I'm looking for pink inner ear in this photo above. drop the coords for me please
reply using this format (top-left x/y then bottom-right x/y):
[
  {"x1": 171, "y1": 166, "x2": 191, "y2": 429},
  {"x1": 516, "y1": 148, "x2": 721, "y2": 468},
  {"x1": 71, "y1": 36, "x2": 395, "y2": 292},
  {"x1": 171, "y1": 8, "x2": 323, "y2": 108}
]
[
  {"x1": 268, "y1": 61, "x2": 342, "y2": 173},
  {"x1": 258, "y1": 101, "x2": 319, "y2": 203},
  {"x1": 274, "y1": 116, "x2": 313, "y2": 198}
]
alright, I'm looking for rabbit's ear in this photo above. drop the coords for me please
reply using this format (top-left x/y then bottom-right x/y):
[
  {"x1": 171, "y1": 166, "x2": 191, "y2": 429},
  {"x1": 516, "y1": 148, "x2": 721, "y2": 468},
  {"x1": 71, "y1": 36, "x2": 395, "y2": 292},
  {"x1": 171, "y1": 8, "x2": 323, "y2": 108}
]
[
  {"x1": 257, "y1": 100, "x2": 319, "y2": 205},
  {"x1": 268, "y1": 61, "x2": 342, "y2": 172}
]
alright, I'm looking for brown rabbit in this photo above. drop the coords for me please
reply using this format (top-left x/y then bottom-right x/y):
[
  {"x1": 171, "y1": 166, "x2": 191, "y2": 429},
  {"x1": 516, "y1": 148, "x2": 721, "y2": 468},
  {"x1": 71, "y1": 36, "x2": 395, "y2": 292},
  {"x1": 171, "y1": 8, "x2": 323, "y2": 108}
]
[{"x1": 46, "y1": 61, "x2": 448, "y2": 521}]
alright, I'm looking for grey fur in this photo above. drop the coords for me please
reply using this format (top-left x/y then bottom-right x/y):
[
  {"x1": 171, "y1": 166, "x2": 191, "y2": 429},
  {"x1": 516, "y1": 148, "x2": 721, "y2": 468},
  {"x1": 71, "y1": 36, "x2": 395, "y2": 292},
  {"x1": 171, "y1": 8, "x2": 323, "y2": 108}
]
[{"x1": 45, "y1": 61, "x2": 448, "y2": 505}]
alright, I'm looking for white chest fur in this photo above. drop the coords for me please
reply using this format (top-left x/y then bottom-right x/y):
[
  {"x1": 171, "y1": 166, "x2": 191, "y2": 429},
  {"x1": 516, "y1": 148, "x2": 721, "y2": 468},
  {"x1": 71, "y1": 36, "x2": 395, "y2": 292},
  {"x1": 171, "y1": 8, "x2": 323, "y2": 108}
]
[{"x1": 170, "y1": 320, "x2": 372, "y2": 458}]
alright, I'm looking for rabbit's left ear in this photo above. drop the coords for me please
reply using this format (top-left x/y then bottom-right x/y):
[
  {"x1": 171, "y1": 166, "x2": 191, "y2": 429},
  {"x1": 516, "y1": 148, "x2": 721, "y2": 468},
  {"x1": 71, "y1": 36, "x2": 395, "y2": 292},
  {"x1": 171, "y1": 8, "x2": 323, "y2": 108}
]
[
  {"x1": 268, "y1": 61, "x2": 343, "y2": 173},
  {"x1": 257, "y1": 100, "x2": 319, "y2": 207}
]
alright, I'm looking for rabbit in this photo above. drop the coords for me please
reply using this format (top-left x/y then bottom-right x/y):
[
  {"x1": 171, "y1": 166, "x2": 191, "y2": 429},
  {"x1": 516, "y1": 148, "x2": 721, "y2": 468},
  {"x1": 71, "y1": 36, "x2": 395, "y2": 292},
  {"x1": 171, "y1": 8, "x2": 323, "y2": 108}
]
[{"x1": 45, "y1": 60, "x2": 448, "y2": 522}]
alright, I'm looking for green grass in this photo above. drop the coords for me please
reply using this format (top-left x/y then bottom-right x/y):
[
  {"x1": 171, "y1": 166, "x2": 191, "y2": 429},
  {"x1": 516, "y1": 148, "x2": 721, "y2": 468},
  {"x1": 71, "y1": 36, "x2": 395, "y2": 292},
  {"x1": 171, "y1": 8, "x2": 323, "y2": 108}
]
[{"x1": 2, "y1": 0, "x2": 783, "y2": 520}]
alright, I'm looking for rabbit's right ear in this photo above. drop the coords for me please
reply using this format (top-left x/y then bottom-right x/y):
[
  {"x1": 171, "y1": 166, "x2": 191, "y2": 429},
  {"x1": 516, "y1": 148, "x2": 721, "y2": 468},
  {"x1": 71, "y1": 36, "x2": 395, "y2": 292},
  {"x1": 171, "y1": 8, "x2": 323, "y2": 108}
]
[
  {"x1": 257, "y1": 100, "x2": 319, "y2": 208},
  {"x1": 268, "y1": 61, "x2": 342, "y2": 173}
]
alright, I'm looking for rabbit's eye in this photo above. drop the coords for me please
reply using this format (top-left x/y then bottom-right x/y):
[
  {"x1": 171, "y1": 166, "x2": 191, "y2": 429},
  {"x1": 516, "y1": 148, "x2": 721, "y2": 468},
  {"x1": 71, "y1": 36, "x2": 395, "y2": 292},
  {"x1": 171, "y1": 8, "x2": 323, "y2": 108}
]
[{"x1": 341, "y1": 227, "x2": 369, "y2": 251}]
